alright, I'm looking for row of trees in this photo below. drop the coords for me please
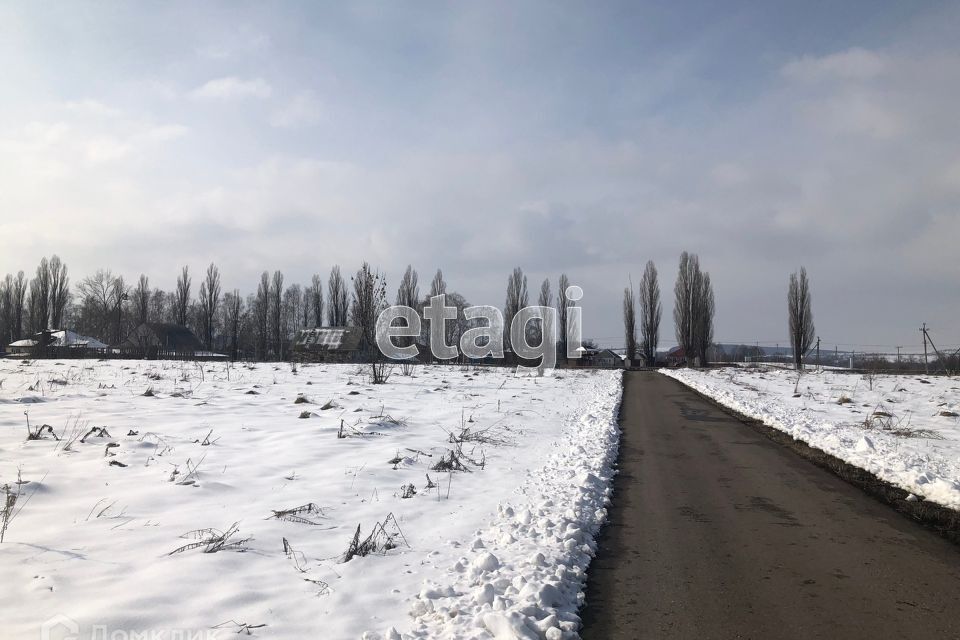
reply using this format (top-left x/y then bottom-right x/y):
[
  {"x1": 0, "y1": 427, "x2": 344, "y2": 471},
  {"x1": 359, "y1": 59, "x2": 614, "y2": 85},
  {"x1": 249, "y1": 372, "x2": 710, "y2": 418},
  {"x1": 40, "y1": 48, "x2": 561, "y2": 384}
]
[
  {"x1": 623, "y1": 252, "x2": 714, "y2": 367},
  {"x1": 623, "y1": 256, "x2": 818, "y2": 371},
  {"x1": 0, "y1": 257, "x2": 580, "y2": 363}
]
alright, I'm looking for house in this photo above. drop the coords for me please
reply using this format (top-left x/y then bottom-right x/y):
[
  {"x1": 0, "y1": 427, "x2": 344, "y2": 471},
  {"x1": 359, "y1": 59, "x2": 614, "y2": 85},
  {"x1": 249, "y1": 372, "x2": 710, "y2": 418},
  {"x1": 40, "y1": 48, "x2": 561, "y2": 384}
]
[
  {"x1": 7, "y1": 338, "x2": 39, "y2": 356},
  {"x1": 6, "y1": 329, "x2": 108, "y2": 358},
  {"x1": 572, "y1": 347, "x2": 625, "y2": 369},
  {"x1": 120, "y1": 323, "x2": 205, "y2": 359},
  {"x1": 664, "y1": 346, "x2": 686, "y2": 366},
  {"x1": 47, "y1": 329, "x2": 108, "y2": 350},
  {"x1": 292, "y1": 327, "x2": 363, "y2": 362}
]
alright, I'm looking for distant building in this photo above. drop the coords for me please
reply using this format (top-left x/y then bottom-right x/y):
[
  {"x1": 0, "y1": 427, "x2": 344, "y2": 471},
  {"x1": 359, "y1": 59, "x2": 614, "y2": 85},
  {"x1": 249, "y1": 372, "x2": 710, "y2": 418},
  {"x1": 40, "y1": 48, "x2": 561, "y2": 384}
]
[
  {"x1": 120, "y1": 323, "x2": 206, "y2": 359},
  {"x1": 573, "y1": 347, "x2": 626, "y2": 369},
  {"x1": 7, "y1": 338, "x2": 39, "y2": 356},
  {"x1": 665, "y1": 346, "x2": 686, "y2": 366},
  {"x1": 292, "y1": 327, "x2": 363, "y2": 362},
  {"x1": 6, "y1": 329, "x2": 108, "y2": 358}
]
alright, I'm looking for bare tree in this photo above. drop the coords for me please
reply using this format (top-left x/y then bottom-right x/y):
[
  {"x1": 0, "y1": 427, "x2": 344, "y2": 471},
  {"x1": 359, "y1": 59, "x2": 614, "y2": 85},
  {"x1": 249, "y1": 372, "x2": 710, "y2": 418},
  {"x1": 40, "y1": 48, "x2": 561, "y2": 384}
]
[
  {"x1": 270, "y1": 270, "x2": 284, "y2": 359},
  {"x1": 327, "y1": 266, "x2": 349, "y2": 326},
  {"x1": 26, "y1": 279, "x2": 43, "y2": 334},
  {"x1": 397, "y1": 265, "x2": 420, "y2": 307},
  {"x1": 10, "y1": 271, "x2": 26, "y2": 340},
  {"x1": 109, "y1": 275, "x2": 129, "y2": 344},
  {"x1": 623, "y1": 281, "x2": 636, "y2": 362},
  {"x1": 674, "y1": 252, "x2": 696, "y2": 365},
  {"x1": 174, "y1": 266, "x2": 191, "y2": 326},
  {"x1": 32, "y1": 257, "x2": 51, "y2": 331},
  {"x1": 0, "y1": 275, "x2": 13, "y2": 343},
  {"x1": 48, "y1": 255, "x2": 70, "y2": 328},
  {"x1": 429, "y1": 269, "x2": 446, "y2": 299},
  {"x1": 531, "y1": 278, "x2": 553, "y2": 350},
  {"x1": 503, "y1": 267, "x2": 528, "y2": 353},
  {"x1": 77, "y1": 269, "x2": 114, "y2": 340},
  {"x1": 309, "y1": 274, "x2": 324, "y2": 328},
  {"x1": 254, "y1": 272, "x2": 270, "y2": 359},
  {"x1": 198, "y1": 263, "x2": 221, "y2": 350},
  {"x1": 149, "y1": 288, "x2": 166, "y2": 324},
  {"x1": 675, "y1": 252, "x2": 715, "y2": 367},
  {"x1": 639, "y1": 260, "x2": 661, "y2": 366},
  {"x1": 694, "y1": 272, "x2": 715, "y2": 366},
  {"x1": 133, "y1": 275, "x2": 150, "y2": 325},
  {"x1": 557, "y1": 273, "x2": 570, "y2": 362},
  {"x1": 351, "y1": 262, "x2": 388, "y2": 381},
  {"x1": 351, "y1": 262, "x2": 387, "y2": 349},
  {"x1": 223, "y1": 289, "x2": 244, "y2": 360},
  {"x1": 788, "y1": 267, "x2": 815, "y2": 370}
]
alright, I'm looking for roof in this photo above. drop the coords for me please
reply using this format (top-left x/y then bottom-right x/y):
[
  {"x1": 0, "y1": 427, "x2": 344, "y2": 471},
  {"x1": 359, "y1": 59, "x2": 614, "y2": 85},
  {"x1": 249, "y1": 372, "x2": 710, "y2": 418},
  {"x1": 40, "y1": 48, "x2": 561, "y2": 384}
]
[
  {"x1": 294, "y1": 327, "x2": 362, "y2": 351},
  {"x1": 48, "y1": 330, "x2": 108, "y2": 349},
  {"x1": 8, "y1": 339, "x2": 38, "y2": 348}
]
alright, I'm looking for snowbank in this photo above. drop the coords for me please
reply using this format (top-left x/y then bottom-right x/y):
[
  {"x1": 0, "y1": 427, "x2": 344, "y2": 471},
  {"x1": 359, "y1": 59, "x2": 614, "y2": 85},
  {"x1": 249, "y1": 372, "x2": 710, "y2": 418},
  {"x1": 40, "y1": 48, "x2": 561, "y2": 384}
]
[{"x1": 662, "y1": 367, "x2": 960, "y2": 510}]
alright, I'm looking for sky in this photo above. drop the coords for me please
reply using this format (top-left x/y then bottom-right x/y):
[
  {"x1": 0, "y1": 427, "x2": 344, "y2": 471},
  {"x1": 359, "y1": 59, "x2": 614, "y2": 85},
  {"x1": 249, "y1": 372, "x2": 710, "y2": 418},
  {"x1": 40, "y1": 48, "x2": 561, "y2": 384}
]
[{"x1": 1, "y1": 1, "x2": 958, "y2": 353}]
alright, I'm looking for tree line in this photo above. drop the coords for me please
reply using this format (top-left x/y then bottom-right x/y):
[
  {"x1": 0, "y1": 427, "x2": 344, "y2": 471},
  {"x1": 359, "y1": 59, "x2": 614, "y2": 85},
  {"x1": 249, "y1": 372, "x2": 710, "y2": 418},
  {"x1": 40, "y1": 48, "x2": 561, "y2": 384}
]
[
  {"x1": 623, "y1": 252, "x2": 817, "y2": 370},
  {"x1": 0, "y1": 257, "x2": 578, "y2": 362}
]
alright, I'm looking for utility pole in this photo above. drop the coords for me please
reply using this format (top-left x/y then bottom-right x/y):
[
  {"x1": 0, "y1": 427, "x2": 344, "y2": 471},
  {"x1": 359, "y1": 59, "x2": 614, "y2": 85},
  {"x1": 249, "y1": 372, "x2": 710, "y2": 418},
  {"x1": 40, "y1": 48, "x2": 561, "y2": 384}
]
[
  {"x1": 921, "y1": 323, "x2": 929, "y2": 375},
  {"x1": 896, "y1": 346, "x2": 901, "y2": 369},
  {"x1": 816, "y1": 336, "x2": 821, "y2": 371}
]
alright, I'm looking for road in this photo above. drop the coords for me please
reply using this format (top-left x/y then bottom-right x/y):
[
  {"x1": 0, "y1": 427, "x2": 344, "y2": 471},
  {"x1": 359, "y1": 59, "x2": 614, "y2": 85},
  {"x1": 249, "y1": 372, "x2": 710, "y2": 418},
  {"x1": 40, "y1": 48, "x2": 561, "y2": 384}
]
[{"x1": 580, "y1": 371, "x2": 960, "y2": 639}]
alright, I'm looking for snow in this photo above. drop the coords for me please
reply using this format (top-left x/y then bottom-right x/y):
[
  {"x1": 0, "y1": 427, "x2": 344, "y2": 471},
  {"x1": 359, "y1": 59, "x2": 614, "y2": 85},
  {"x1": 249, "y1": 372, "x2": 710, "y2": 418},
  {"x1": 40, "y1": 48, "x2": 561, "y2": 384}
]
[
  {"x1": 662, "y1": 366, "x2": 960, "y2": 510},
  {"x1": 0, "y1": 359, "x2": 621, "y2": 639}
]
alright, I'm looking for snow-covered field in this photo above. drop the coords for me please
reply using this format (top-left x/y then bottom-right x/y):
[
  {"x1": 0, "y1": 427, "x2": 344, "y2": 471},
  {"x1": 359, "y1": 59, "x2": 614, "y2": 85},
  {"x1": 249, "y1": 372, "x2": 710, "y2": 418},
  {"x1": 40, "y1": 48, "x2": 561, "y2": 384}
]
[
  {"x1": 663, "y1": 366, "x2": 960, "y2": 510},
  {"x1": 0, "y1": 360, "x2": 621, "y2": 640}
]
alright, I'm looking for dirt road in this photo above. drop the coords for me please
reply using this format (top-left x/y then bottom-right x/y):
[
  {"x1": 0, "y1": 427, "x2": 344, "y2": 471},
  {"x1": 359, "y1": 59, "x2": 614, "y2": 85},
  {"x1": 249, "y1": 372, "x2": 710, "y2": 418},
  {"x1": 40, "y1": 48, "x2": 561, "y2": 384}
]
[{"x1": 580, "y1": 371, "x2": 960, "y2": 639}]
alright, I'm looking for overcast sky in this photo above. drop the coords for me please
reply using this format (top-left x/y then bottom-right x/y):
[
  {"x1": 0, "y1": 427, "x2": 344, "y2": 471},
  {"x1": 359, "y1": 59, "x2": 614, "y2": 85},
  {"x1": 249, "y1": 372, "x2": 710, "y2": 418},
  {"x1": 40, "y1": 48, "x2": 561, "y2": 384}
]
[{"x1": 1, "y1": 1, "x2": 958, "y2": 352}]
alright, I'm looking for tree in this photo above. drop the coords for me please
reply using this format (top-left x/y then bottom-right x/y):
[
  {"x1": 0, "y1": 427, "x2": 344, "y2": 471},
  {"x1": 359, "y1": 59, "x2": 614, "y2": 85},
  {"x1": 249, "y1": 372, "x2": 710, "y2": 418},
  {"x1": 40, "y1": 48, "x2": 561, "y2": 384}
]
[
  {"x1": 674, "y1": 252, "x2": 714, "y2": 367},
  {"x1": 110, "y1": 275, "x2": 129, "y2": 344},
  {"x1": 32, "y1": 257, "x2": 51, "y2": 331},
  {"x1": 0, "y1": 275, "x2": 13, "y2": 344},
  {"x1": 639, "y1": 260, "x2": 661, "y2": 366},
  {"x1": 133, "y1": 275, "x2": 150, "y2": 325},
  {"x1": 77, "y1": 269, "x2": 114, "y2": 340},
  {"x1": 26, "y1": 278, "x2": 43, "y2": 334},
  {"x1": 623, "y1": 281, "x2": 636, "y2": 362},
  {"x1": 788, "y1": 267, "x2": 815, "y2": 370},
  {"x1": 534, "y1": 278, "x2": 553, "y2": 350},
  {"x1": 174, "y1": 266, "x2": 191, "y2": 326},
  {"x1": 198, "y1": 263, "x2": 221, "y2": 350},
  {"x1": 327, "y1": 266, "x2": 349, "y2": 326},
  {"x1": 351, "y1": 262, "x2": 387, "y2": 350},
  {"x1": 149, "y1": 288, "x2": 166, "y2": 324},
  {"x1": 429, "y1": 269, "x2": 446, "y2": 299},
  {"x1": 11, "y1": 271, "x2": 27, "y2": 340},
  {"x1": 309, "y1": 274, "x2": 324, "y2": 328},
  {"x1": 557, "y1": 274, "x2": 570, "y2": 362},
  {"x1": 350, "y1": 262, "x2": 388, "y2": 381},
  {"x1": 48, "y1": 255, "x2": 70, "y2": 329},
  {"x1": 254, "y1": 272, "x2": 270, "y2": 359},
  {"x1": 223, "y1": 289, "x2": 244, "y2": 360},
  {"x1": 503, "y1": 268, "x2": 528, "y2": 354},
  {"x1": 270, "y1": 270, "x2": 284, "y2": 359},
  {"x1": 397, "y1": 265, "x2": 420, "y2": 307},
  {"x1": 694, "y1": 272, "x2": 715, "y2": 366}
]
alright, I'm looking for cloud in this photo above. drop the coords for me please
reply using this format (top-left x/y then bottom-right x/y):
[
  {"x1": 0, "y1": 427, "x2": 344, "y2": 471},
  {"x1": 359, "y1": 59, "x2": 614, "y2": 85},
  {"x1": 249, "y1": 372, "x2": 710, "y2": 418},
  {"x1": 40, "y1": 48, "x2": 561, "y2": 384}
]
[
  {"x1": 190, "y1": 76, "x2": 273, "y2": 100},
  {"x1": 781, "y1": 47, "x2": 887, "y2": 82},
  {"x1": 269, "y1": 92, "x2": 323, "y2": 128},
  {"x1": 63, "y1": 99, "x2": 122, "y2": 118}
]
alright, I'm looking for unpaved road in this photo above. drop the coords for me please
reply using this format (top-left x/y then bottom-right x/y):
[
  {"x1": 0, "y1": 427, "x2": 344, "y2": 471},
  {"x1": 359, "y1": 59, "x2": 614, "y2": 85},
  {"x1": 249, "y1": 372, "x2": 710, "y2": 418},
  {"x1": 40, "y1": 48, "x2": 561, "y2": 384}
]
[{"x1": 580, "y1": 371, "x2": 960, "y2": 639}]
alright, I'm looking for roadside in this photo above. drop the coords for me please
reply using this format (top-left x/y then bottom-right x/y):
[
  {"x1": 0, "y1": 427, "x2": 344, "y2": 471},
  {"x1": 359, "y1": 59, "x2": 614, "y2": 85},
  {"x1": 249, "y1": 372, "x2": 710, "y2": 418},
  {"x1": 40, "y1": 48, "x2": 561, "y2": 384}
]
[{"x1": 580, "y1": 371, "x2": 960, "y2": 639}]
